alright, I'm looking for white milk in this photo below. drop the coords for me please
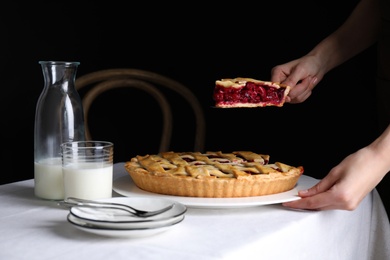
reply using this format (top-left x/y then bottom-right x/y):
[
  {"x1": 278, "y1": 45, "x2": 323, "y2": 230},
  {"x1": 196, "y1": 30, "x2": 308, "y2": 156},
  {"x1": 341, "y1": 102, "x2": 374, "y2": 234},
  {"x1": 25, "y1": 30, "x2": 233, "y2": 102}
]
[
  {"x1": 63, "y1": 163, "x2": 113, "y2": 200},
  {"x1": 34, "y1": 157, "x2": 64, "y2": 200}
]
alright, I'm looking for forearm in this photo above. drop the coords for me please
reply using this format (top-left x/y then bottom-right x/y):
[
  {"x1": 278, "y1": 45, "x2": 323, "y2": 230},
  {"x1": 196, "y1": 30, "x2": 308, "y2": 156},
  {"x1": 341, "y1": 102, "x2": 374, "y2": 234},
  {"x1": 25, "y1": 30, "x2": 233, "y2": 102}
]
[
  {"x1": 308, "y1": 0, "x2": 381, "y2": 73},
  {"x1": 369, "y1": 125, "x2": 390, "y2": 175}
]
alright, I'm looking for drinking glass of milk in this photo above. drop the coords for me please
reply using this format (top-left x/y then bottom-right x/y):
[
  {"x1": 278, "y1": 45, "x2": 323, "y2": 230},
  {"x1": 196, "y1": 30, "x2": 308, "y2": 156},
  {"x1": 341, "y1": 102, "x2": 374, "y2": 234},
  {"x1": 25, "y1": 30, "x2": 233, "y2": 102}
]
[{"x1": 61, "y1": 141, "x2": 114, "y2": 200}]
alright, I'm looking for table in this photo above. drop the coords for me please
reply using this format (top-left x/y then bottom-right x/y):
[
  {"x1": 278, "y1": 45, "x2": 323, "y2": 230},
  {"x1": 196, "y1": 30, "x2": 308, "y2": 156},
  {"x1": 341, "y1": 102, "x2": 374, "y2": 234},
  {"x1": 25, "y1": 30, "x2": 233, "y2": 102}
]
[{"x1": 1, "y1": 163, "x2": 389, "y2": 260}]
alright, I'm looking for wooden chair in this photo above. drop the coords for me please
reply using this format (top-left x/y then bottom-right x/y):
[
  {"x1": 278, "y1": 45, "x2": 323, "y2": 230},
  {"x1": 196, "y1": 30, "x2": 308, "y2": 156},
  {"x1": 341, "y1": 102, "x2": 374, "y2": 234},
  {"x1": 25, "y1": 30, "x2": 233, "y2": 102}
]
[{"x1": 75, "y1": 68, "x2": 206, "y2": 161}]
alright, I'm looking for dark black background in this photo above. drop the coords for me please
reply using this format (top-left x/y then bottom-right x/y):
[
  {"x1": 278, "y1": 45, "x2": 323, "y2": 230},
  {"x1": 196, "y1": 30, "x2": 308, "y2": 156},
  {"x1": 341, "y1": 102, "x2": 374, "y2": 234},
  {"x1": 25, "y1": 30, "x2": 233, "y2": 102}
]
[{"x1": 1, "y1": 1, "x2": 388, "y2": 216}]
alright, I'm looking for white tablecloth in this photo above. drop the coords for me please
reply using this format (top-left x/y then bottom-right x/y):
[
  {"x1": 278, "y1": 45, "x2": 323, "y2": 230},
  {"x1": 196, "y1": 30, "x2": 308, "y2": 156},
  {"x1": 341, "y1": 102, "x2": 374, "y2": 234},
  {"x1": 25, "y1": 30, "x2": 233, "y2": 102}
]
[{"x1": 0, "y1": 163, "x2": 389, "y2": 260}]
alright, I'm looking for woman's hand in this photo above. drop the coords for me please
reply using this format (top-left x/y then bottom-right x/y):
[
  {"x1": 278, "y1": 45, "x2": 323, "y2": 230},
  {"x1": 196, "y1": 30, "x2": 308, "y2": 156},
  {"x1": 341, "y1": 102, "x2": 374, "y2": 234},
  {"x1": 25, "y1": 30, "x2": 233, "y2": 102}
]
[
  {"x1": 271, "y1": 55, "x2": 325, "y2": 103},
  {"x1": 282, "y1": 146, "x2": 385, "y2": 211}
]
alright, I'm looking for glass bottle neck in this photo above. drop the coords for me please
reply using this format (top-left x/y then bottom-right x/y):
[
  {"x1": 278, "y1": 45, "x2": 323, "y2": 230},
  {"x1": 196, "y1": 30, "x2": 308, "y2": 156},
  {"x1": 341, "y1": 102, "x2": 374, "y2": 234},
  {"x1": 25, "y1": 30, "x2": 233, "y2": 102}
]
[{"x1": 39, "y1": 61, "x2": 80, "y2": 90}]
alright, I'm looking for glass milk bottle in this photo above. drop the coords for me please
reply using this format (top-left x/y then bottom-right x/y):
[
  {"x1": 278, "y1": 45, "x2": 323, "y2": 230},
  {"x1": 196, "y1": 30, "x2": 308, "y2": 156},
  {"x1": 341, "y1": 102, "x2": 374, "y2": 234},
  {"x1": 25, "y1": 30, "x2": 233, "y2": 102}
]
[{"x1": 34, "y1": 61, "x2": 85, "y2": 200}]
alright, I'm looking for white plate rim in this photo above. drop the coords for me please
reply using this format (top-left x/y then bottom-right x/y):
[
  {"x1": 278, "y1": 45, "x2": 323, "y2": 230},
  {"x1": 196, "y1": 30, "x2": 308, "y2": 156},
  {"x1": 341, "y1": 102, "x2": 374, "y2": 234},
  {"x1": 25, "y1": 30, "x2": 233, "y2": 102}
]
[
  {"x1": 67, "y1": 213, "x2": 184, "y2": 237},
  {"x1": 112, "y1": 174, "x2": 320, "y2": 209},
  {"x1": 68, "y1": 212, "x2": 185, "y2": 230}
]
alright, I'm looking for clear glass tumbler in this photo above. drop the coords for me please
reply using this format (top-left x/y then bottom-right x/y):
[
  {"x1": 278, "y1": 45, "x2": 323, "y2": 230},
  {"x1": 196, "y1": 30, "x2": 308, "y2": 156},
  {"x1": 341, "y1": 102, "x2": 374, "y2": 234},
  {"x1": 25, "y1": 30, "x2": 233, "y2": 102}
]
[{"x1": 61, "y1": 141, "x2": 114, "y2": 200}]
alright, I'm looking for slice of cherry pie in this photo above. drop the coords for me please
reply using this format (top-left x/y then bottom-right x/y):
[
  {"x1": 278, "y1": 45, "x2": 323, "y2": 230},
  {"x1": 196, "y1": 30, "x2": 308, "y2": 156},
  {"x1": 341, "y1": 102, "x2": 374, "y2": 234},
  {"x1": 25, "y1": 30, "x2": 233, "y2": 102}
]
[
  {"x1": 124, "y1": 151, "x2": 304, "y2": 198},
  {"x1": 213, "y1": 77, "x2": 291, "y2": 108}
]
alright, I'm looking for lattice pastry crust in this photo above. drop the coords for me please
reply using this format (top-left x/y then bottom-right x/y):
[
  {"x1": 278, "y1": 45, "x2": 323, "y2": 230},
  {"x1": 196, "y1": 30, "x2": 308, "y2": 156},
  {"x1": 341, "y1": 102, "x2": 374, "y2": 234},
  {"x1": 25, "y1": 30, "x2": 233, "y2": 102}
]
[{"x1": 124, "y1": 151, "x2": 304, "y2": 198}]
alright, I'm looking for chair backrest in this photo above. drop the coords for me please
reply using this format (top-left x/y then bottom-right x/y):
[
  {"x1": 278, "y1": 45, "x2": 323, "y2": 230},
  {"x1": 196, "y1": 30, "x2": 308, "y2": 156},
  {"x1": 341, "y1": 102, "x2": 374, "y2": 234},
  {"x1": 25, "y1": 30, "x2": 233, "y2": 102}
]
[{"x1": 75, "y1": 68, "x2": 206, "y2": 159}]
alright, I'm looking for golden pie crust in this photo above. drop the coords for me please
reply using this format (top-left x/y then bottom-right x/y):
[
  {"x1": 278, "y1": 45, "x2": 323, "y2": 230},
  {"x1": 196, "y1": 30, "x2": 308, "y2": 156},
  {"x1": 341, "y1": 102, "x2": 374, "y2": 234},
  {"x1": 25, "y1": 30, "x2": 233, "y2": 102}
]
[{"x1": 124, "y1": 151, "x2": 304, "y2": 198}]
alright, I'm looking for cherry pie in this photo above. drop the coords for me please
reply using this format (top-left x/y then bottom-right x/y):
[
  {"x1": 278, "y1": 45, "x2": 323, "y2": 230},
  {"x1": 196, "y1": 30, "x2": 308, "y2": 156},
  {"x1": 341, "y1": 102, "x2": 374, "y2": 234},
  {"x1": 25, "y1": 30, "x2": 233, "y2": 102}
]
[
  {"x1": 213, "y1": 77, "x2": 291, "y2": 108},
  {"x1": 124, "y1": 151, "x2": 304, "y2": 198}
]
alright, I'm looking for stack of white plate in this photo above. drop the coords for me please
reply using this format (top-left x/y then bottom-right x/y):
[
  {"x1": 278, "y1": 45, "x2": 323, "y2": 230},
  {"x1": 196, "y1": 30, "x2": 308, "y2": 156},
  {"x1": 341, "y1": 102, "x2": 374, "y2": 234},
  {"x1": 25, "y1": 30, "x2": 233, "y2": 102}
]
[{"x1": 66, "y1": 197, "x2": 187, "y2": 238}]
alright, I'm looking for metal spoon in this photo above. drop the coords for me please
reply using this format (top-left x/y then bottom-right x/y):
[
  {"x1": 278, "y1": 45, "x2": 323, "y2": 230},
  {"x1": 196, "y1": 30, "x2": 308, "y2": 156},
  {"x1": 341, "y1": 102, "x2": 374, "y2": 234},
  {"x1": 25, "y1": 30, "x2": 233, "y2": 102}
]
[{"x1": 58, "y1": 197, "x2": 174, "y2": 218}]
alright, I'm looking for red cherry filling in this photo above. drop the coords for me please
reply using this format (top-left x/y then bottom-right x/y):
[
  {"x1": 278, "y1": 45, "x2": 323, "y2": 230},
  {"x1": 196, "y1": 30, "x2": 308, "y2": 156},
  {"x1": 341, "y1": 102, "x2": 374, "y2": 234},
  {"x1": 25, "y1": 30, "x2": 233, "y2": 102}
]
[{"x1": 213, "y1": 82, "x2": 286, "y2": 106}]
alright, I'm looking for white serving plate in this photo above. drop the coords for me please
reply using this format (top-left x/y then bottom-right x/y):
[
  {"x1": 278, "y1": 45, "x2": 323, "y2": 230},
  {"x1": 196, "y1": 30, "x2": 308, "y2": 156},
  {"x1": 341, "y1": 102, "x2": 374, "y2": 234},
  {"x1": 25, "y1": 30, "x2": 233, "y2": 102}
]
[{"x1": 113, "y1": 173, "x2": 319, "y2": 209}]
